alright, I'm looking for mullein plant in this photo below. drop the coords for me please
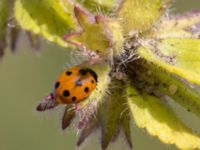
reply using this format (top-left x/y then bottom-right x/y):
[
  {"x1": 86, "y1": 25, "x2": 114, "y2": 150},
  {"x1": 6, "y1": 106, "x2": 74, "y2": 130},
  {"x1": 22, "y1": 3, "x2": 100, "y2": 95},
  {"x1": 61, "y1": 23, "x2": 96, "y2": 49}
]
[{"x1": 1, "y1": 0, "x2": 200, "y2": 149}]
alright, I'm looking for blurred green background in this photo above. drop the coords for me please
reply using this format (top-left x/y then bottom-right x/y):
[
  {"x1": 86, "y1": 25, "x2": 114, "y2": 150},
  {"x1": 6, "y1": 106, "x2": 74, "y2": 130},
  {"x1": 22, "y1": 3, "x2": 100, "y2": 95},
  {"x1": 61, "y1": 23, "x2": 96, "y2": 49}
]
[{"x1": 0, "y1": 1, "x2": 200, "y2": 150}]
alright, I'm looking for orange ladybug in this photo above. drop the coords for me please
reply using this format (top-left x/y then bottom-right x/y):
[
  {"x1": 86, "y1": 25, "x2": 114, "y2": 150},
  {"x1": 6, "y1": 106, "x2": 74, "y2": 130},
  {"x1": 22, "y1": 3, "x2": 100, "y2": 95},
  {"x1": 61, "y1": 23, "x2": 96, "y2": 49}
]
[{"x1": 36, "y1": 66, "x2": 97, "y2": 111}]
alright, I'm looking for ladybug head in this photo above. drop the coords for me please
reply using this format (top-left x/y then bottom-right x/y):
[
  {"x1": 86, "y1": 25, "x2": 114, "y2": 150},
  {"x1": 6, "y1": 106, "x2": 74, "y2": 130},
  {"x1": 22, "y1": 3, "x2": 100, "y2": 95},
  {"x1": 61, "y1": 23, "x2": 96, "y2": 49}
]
[
  {"x1": 80, "y1": 68, "x2": 98, "y2": 82},
  {"x1": 36, "y1": 92, "x2": 58, "y2": 111}
]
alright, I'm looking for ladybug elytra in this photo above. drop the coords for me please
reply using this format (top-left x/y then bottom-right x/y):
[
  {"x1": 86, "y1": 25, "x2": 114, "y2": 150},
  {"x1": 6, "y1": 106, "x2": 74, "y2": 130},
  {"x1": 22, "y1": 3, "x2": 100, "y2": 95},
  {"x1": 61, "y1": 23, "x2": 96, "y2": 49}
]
[
  {"x1": 54, "y1": 66, "x2": 97, "y2": 104},
  {"x1": 37, "y1": 66, "x2": 97, "y2": 111}
]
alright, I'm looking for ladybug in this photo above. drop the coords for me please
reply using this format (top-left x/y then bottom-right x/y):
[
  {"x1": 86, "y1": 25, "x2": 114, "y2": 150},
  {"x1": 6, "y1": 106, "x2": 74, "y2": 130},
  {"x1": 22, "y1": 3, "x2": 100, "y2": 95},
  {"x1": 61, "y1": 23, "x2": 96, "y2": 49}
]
[
  {"x1": 37, "y1": 66, "x2": 98, "y2": 111},
  {"x1": 54, "y1": 66, "x2": 98, "y2": 104}
]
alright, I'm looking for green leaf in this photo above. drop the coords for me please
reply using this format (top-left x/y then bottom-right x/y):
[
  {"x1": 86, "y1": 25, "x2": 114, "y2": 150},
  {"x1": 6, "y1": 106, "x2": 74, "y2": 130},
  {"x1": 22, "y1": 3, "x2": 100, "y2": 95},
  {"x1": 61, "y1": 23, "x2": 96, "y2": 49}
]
[
  {"x1": 128, "y1": 86, "x2": 200, "y2": 150},
  {"x1": 77, "y1": 78, "x2": 132, "y2": 149},
  {"x1": 117, "y1": 0, "x2": 169, "y2": 34},
  {"x1": 26, "y1": 31, "x2": 40, "y2": 51},
  {"x1": 120, "y1": 106, "x2": 132, "y2": 149},
  {"x1": 138, "y1": 38, "x2": 200, "y2": 85},
  {"x1": 106, "y1": 20, "x2": 124, "y2": 56},
  {"x1": 97, "y1": 78, "x2": 131, "y2": 150},
  {"x1": 62, "y1": 105, "x2": 76, "y2": 130},
  {"x1": 10, "y1": 26, "x2": 20, "y2": 52},
  {"x1": 14, "y1": 0, "x2": 77, "y2": 47},
  {"x1": 129, "y1": 60, "x2": 200, "y2": 119},
  {"x1": 77, "y1": 117, "x2": 98, "y2": 146},
  {"x1": 64, "y1": 6, "x2": 112, "y2": 56},
  {"x1": 0, "y1": 0, "x2": 11, "y2": 57},
  {"x1": 149, "y1": 63, "x2": 200, "y2": 118},
  {"x1": 76, "y1": 0, "x2": 117, "y2": 14},
  {"x1": 153, "y1": 10, "x2": 200, "y2": 39}
]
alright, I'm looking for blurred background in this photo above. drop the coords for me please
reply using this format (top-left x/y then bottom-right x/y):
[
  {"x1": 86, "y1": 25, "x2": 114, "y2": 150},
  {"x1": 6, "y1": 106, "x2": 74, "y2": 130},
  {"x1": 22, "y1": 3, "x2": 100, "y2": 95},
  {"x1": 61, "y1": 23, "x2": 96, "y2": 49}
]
[{"x1": 0, "y1": 1, "x2": 200, "y2": 150}]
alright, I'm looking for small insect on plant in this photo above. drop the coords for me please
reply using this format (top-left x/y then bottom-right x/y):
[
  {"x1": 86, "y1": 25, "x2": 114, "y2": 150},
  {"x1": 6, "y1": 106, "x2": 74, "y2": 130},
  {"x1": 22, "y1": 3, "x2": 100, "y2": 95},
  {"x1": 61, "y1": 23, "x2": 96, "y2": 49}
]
[{"x1": 36, "y1": 66, "x2": 98, "y2": 111}]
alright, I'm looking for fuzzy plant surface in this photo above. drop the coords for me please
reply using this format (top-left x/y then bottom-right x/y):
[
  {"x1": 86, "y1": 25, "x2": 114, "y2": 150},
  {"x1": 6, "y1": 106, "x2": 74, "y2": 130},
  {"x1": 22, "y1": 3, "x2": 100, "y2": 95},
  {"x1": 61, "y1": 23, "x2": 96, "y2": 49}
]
[{"x1": 1, "y1": 0, "x2": 200, "y2": 150}]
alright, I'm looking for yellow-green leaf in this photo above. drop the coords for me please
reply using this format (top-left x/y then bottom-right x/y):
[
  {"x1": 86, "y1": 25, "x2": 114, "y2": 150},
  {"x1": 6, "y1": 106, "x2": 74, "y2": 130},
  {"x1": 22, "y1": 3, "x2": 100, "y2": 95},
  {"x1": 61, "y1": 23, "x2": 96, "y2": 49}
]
[
  {"x1": 129, "y1": 60, "x2": 200, "y2": 118},
  {"x1": 97, "y1": 78, "x2": 131, "y2": 149},
  {"x1": 153, "y1": 10, "x2": 200, "y2": 39},
  {"x1": 64, "y1": 6, "x2": 112, "y2": 56},
  {"x1": 117, "y1": 0, "x2": 168, "y2": 34},
  {"x1": 76, "y1": 0, "x2": 117, "y2": 14},
  {"x1": 128, "y1": 86, "x2": 200, "y2": 150},
  {"x1": 0, "y1": 0, "x2": 11, "y2": 56},
  {"x1": 138, "y1": 38, "x2": 200, "y2": 85},
  {"x1": 78, "y1": 78, "x2": 132, "y2": 149},
  {"x1": 106, "y1": 20, "x2": 124, "y2": 56},
  {"x1": 14, "y1": 0, "x2": 77, "y2": 47}
]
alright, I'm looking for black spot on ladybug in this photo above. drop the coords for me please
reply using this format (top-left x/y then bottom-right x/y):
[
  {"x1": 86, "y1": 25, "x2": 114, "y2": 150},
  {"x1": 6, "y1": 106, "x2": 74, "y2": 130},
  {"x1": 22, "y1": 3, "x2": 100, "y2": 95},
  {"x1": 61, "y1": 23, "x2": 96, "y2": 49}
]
[
  {"x1": 72, "y1": 96, "x2": 76, "y2": 102},
  {"x1": 54, "y1": 81, "x2": 60, "y2": 89},
  {"x1": 79, "y1": 69, "x2": 88, "y2": 75},
  {"x1": 86, "y1": 68, "x2": 98, "y2": 82},
  {"x1": 75, "y1": 79, "x2": 82, "y2": 86},
  {"x1": 84, "y1": 87, "x2": 89, "y2": 93},
  {"x1": 79, "y1": 68, "x2": 98, "y2": 82},
  {"x1": 91, "y1": 80, "x2": 94, "y2": 84},
  {"x1": 66, "y1": 71, "x2": 72, "y2": 76},
  {"x1": 63, "y1": 90, "x2": 70, "y2": 97}
]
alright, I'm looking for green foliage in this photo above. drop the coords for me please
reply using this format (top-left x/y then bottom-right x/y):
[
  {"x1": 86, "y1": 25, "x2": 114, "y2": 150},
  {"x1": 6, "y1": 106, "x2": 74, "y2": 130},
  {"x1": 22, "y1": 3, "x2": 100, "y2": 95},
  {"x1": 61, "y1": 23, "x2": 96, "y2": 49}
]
[
  {"x1": 64, "y1": 6, "x2": 124, "y2": 57},
  {"x1": 14, "y1": 0, "x2": 77, "y2": 47},
  {"x1": 62, "y1": 105, "x2": 76, "y2": 129},
  {"x1": 152, "y1": 10, "x2": 200, "y2": 38},
  {"x1": 77, "y1": 78, "x2": 132, "y2": 149},
  {"x1": 97, "y1": 79, "x2": 131, "y2": 149},
  {"x1": 117, "y1": 0, "x2": 166, "y2": 34},
  {"x1": 14, "y1": 0, "x2": 124, "y2": 56},
  {"x1": 128, "y1": 86, "x2": 200, "y2": 150},
  {"x1": 130, "y1": 60, "x2": 200, "y2": 119},
  {"x1": 0, "y1": 0, "x2": 11, "y2": 56},
  {"x1": 76, "y1": 0, "x2": 117, "y2": 13},
  {"x1": 138, "y1": 38, "x2": 200, "y2": 85},
  {"x1": 64, "y1": 6, "x2": 112, "y2": 56}
]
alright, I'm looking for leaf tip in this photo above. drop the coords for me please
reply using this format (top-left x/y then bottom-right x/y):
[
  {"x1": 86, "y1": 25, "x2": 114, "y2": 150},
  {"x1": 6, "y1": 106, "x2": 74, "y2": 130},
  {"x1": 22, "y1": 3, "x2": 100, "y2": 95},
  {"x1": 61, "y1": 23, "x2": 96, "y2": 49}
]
[
  {"x1": 0, "y1": 41, "x2": 5, "y2": 58},
  {"x1": 74, "y1": 5, "x2": 93, "y2": 25},
  {"x1": 36, "y1": 93, "x2": 57, "y2": 111},
  {"x1": 61, "y1": 106, "x2": 76, "y2": 130}
]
